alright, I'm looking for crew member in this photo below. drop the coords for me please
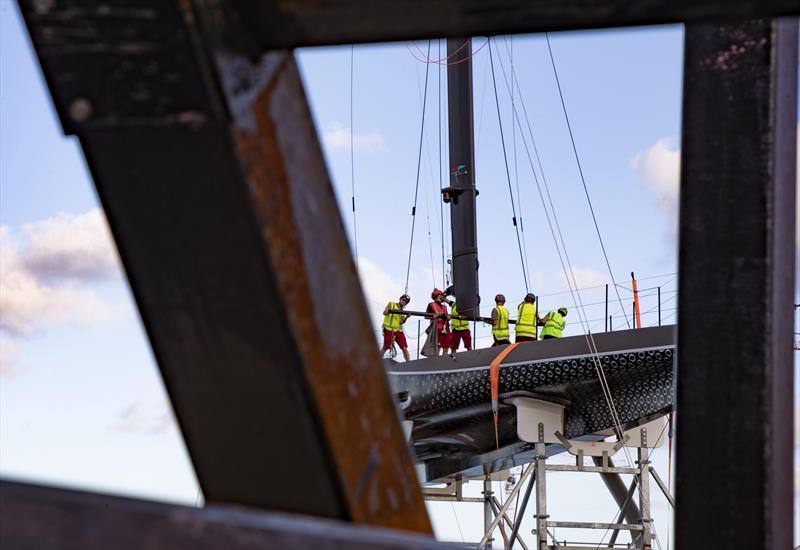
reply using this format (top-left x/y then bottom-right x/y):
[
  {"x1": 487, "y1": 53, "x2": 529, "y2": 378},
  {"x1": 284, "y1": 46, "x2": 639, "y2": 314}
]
[
  {"x1": 381, "y1": 294, "x2": 411, "y2": 361},
  {"x1": 490, "y1": 294, "x2": 511, "y2": 347},
  {"x1": 426, "y1": 289, "x2": 451, "y2": 355},
  {"x1": 515, "y1": 293, "x2": 542, "y2": 343},
  {"x1": 448, "y1": 294, "x2": 472, "y2": 353},
  {"x1": 541, "y1": 307, "x2": 568, "y2": 339}
]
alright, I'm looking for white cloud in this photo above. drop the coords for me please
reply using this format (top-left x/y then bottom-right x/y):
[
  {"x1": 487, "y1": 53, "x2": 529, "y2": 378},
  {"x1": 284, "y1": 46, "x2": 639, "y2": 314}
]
[
  {"x1": 323, "y1": 122, "x2": 386, "y2": 153},
  {"x1": 0, "y1": 209, "x2": 121, "y2": 348},
  {"x1": 21, "y1": 209, "x2": 120, "y2": 281},
  {"x1": 630, "y1": 138, "x2": 681, "y2": 215},
  {"x1": 356, "y1": 257, "x2": 405, "y2": 330},
  {"x1": 0, "y1": 337, "x2": 24, "y2": 376},
  {"x1": 556, "y1": 267, "x2": 606, "y2": 291},
  {"x1": 112, "y1": 400, "x2": 174, "y2": 435}
]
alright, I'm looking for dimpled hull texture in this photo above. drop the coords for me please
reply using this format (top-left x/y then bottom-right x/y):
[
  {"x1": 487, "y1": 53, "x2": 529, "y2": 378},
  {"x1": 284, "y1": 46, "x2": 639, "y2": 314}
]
[{"x1": 385, "y1": 325, "x2": 675, "y2": 479}]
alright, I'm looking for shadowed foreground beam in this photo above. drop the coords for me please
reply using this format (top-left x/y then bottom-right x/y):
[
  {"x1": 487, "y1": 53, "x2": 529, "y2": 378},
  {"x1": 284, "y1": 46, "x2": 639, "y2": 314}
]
[
  {"x1": 0, "y1": 481, "x2": 449, "y2": 550},
  {"x1": 230, "y1": 0, "x2": 798, "y2": 48},
  {"x1": 18, "y1": 0, "x2": 430, "y2": 532},
  {"x1": 676, "y1": 18, "x2": 797, "y2": 549}
]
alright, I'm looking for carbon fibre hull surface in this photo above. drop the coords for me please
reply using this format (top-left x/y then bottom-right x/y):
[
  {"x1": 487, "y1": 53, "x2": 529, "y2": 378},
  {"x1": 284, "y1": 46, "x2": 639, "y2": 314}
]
[{"x1": 385, "y1": 325, "x2": 675, "y2": 480}]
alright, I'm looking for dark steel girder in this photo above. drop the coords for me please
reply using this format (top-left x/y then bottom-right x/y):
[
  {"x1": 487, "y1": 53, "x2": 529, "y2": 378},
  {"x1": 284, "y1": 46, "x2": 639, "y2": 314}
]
[
  {"x1": 228, "y1": 0, "x2": 798, "y2": 49},
  {"x1": 17, "y1": 0, "x2": 431, "y2": 532},
  {"x1": 676, "y1": 18, "x2": 797, "y2": 549},
  {"x1": 0, "y1": 481, "x2": 450, "y2": 550}
]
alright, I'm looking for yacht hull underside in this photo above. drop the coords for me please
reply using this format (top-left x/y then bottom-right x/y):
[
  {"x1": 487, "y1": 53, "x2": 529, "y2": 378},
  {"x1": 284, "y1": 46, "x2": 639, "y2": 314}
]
[{"x1": 385, "y1": 326, "x2": 675, "y2": 480}]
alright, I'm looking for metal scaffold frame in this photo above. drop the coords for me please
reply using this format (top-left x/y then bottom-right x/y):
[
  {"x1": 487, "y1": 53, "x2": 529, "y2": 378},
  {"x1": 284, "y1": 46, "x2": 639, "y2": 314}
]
[{"x1": 423, "y1": 414, "x2": 673, "y2": 550}]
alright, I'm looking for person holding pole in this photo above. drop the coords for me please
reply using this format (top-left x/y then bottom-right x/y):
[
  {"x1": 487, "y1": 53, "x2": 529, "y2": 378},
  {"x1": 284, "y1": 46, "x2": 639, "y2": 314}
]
[
  {"x1": 490, "y1": 294, "x2": 511, "y2": 347},
  {"x1": 447, "y1": 291, "x2": 472, "y2": 353},
  {"x1": 381, "y1": 294, "x2": 411, "y2": 361},
  {"x1": 540, "y1": 307, "x2": 568, "y2": 339},
  {"x1": 515, "y1": 293, "x2": 543, "y2": 343},
  {"x1": 423, "y1": 289, "x2": 451, "y2": 356}
]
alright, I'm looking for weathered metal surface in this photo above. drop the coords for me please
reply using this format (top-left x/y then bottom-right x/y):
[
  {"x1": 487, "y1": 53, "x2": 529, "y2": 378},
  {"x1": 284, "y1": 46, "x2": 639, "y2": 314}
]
[
  {"x1": 0, "y1": 481, "x2": 449, "y2": 550},
  {"x1": 676, "y1": 18, "x2": 797, "y2": 549},
  {"x1": 229, "y1": 0, "x2": 799, "y2": 49},
  {"x1": 18, "y1": 0, "x2": 430, "y2": 532},
  {"x1": 216, "y1": 46, "x2": 432, "y2": 530},
  {"x1": 446, "y1": 38, "x2": 480, "y2": 319},
  {"x1": 18, "y1": 1, "x2": 226, "y2": 133}
]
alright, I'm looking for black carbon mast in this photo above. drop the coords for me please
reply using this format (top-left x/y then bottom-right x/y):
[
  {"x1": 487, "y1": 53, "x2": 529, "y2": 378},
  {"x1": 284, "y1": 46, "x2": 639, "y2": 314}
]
[{"x1": 443, "y1": 38, "x2": 480, "y2": 319}]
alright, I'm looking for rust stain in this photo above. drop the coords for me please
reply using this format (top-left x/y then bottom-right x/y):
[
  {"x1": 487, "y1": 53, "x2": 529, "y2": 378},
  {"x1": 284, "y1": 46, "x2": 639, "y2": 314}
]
[{"x1": 232, "y1": 52, "x2": 431, "y2": 533}]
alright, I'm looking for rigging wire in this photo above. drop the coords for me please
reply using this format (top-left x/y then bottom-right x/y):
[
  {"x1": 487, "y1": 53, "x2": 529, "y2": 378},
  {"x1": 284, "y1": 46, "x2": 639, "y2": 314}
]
[
  {"x1": 417, "y1": 63, "x2": 438, "y2": 292},
  {"x1": 490, "y1": 39, "x2": 657, "y2": 539},
  {"x1": 475, "y1": 48, "x2": 491, "y2": 154},
  {"x1": 349, "y1": 45, "x2": 359, "y2": 266},
  {"x1": 509, "y1": 36, "x2": 532, "y2": 291},
  {"x1": 488, "y1": 40, "x2": 530, "y2": 293},
  {"x1": 406, "y1": 38, "x2": 490, "y2": 66},
  {"x1": 424, "y1": 177, "x2": 437, "y2": 288},
  {"x1": 439, "y1": 39, "x2": 447, "y2": 287},
  {"x1": 410, "y1": 38, "x2": 470, "y2": 64},
  {"x1": 493, "y1": 40, "x2": 654, "y2": 503},
  {"x1": 404, "y1": 40, "x2": 433, "y2": 293},
  {"x1": 544, "y1": 33, "x2": 630, "y2": 328},
  {"x1": 591, "y1": 419, "x2": 671, "y2": 549},
  {"x1": 412, "y1": 39, "x2": 448, "y2": 289}
]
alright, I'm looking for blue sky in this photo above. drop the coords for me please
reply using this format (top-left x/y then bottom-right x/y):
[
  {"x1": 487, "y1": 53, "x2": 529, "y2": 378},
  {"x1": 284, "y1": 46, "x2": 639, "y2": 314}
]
[{"x1": 1, "y1": 1, "x2": 797, "y2": 545}]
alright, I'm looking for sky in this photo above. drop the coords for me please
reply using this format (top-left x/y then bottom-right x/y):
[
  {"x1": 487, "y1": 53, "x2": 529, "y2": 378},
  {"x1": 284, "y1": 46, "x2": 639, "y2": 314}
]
[{"x1": 1, "y1": 1, "x2": 798, "y2": 546}]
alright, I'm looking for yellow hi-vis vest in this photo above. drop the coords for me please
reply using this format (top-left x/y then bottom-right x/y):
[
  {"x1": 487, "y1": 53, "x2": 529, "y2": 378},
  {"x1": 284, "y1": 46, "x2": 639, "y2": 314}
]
[
  {"x1": 382, "y1": 301, "x2": 404, "y2": 332},
  {"x1": 541, "y1": 311, "x2": 565, "y2": 339},
  {"x1": 450, "y1": 303, "x2": 469, "y2": 331},
  {"x1": 492, "y1": 305, "x2": 510, "y2": 340},
  {"x1": 516, "y1": 302, "x2": 538, "y2": 339}
]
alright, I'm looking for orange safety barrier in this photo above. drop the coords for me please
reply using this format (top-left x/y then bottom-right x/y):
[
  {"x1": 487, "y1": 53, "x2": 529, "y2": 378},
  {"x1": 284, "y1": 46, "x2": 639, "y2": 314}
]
[{"x1": 631, "y1": 272, "x2": 642, "y2": 329}]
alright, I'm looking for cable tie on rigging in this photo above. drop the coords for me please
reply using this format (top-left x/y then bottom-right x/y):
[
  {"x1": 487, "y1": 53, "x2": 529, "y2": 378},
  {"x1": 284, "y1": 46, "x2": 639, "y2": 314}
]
[
  {"x1": 351, "y1": 197, "x2": 355, "y2": 212},
  {"x1": 512, "y1": 216, "x2": 517, "y2": 227},
  {"x1": 411, "y1": 206, "x2": 416, "y2": 216}
]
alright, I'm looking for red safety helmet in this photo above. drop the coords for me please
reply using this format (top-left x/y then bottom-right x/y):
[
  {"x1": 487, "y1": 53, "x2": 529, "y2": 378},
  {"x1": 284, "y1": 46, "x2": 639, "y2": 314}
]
[
  {"x1": 431, "y1": 288, "x2": 444, "y2": 300},
  {"x1": 495, "y1": 293, "x2": 506, "y2": 303}
]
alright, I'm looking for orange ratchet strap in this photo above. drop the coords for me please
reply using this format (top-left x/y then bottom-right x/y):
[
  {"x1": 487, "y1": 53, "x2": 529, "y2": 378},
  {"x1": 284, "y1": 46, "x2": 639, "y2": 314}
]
[{"x1": 490, "y1": 342, "x2": 520, "y2": 449}]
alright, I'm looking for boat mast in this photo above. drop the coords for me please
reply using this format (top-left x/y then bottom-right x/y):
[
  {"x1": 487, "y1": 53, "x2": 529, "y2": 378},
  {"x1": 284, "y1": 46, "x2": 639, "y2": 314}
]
[{"x1": 443, "y1": 38, "x2": 480, "y2": 319}]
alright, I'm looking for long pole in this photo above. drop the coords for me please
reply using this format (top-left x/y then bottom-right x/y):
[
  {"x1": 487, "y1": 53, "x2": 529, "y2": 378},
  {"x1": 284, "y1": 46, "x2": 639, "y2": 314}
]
[
  {"x1": 446, "y1": 38, "x2": 480, "y2": 319},
  {"x1": 604, "y1": 284, "x2": 608, "y2": 332},
  {"x1": 508, "y1": 469, "x2": 536, "y2": 550},
  {"x1": 480, "y1": 463, "x2": 535, "y2": 547},
  {"x1": 483, "y1": 476, "x2": 493, "y2": 548},
  {"x1": 658, "y1": 286, "x2": 662, "y2": 326},
  {"x1": 417, "y1": 320, "x2": 421, "y2": 359}
]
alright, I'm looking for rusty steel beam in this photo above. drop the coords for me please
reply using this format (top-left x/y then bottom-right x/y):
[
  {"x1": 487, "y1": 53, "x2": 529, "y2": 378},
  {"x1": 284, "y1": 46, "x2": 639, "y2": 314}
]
[
  {"x1": 675, "y1": 18, "x2": 797, "y2": 549},
  {"x1": 0, "y1": 481, "x2": 449, "y2": 549},
  {"x1": 230, "y1": 0, "x2": 798, "y2": 49},
  {"x1": 18, "y1": 0, "x2": 431, "y2": 532}
]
